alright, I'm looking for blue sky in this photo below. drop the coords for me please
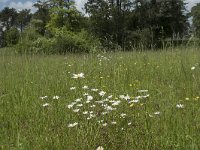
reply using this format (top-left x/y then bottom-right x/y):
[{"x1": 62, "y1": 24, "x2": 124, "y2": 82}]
[{"x1": 0, "y1": 0, "x2": 199, "y2": 13}]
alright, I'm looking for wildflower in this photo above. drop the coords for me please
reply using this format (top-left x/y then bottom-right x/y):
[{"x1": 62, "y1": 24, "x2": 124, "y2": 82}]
[
  {"x1": 128, "y1": 122, "x2": 132, "y2": 126},
  {"x1": 129, "y1": 100, "x2": 139, "y2": 103},
  {"x1": 42, "y1": 103, "x2": 50, "y2": 107},
  {"x1": 149, "y1": 114, "x2": 153, "y2": 117},
  {"x1": 90, "y1": 105, "x2": 96, "y2": 108},
  {"x1": 53, "y1": 96, "x2": 60, "y2": 100},
  {"x1": 99, "y1": 91, "x2": 106, "y2": 97},
  {"x1": 68, "y1": 122, "x2": 78, "y2": 128},
  {"x1": 82, "y1": 86, "x2": 89, "y2": 89},
  {"x1": 101, "y1": 112, "x2": 109, "y2": 115},
  {"x1": 91, "y1": 89, "x2": 98, "y2": 92},
  {"x1": 83, "y1": 111, "x2": 88, "y2": 115},
  {"x1": 73, "y1": 109, "x2": 80, "y2": 113},
  {"x1": 111, "y1": 121, "x2": 117, "y2": 125},
  {"x1": 124, "y1": 95, "x2": 130, "y2": 100},
  {"x1": 191, "y1": 66, "x2": 196, "y2": 70},
  {"x1": 142, "y1": 94, "x2": 150, "y2": 98},
  {"x1": 102, "y1": 123, "x2": 108, "y2": 127},
  {"x1": 105, "y1": 105, "x2": 116, "y2": 111},
  {"x1": 95, "y1": 100, "x2": 104, "y2": 104},
  {"x1": 154, "y1": 111, "x2": 160, "y2": 115},
  {"x1": 119, "y1": 95, "x2": 125, "y2": 99},
  {"x1": 185, "y1": 98, "x2": 189, "y2": 101},
  {"x1": 72, "y1": 73, "x2": 85, "y2": 79},
  {"x1": 96, "y1": 146, "x2": 104, "y2": 150},
  {"x1": 87, "y1": 95, "x2": 93, "y2": 101},
  {"x1": 138, "y1": 90, "x2": 148, "y2": 93},
  {"x1": 120, "y1": 113, "x2": 127, "y2": 118},
  {"x1": 108, "y1": 95, "x2": 113, "y2": 99},
  {"x1": 112, "y1": 101, "x2": 121, "y2": 106},
  {"x1": 70, "y1": 87, "x2": 76, "y2": 90},
  {"x1": 86, "y1": 100, "x2": 91, "y2": 104},
  {"x1": 67, "y1": 104, "x2": 74, "y2": 109},
  {"x1": 75, "y1": 98, "x2": 82, "y2": 102},
  {"x1": 40, "y1": 96, "x2": 48, "y2": 100},
  {"x1": 83, "y1": 93, "x2": 89, "y2": 96},
  {"x1": 77, "y1": 104, "x2": 83, "y2": 107},
  {"x1": 176, "y1": 104, "x2": 184, "y2": 108}
]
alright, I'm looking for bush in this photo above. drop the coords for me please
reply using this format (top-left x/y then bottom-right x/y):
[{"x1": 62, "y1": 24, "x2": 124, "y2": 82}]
[
  {"x1": 15, "y1": 27, "x2": 42, "y2": 54},
  {"x1": 5, "y1": 27, "x2": 20, "y2": 46},
  {"x1": 52, "y1": 27, "x2": 101, "y2": 53},
  {"x1": 16, "y1": 26, "x2": 101, "y2": 54}
]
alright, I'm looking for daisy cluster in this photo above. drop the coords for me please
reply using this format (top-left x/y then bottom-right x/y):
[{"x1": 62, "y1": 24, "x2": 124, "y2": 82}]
[{"x1": 67, "y1": 85, "x2": 150, "y2": 128}]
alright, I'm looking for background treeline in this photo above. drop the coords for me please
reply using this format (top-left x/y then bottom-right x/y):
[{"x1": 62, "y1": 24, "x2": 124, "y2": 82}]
[{"x1": 0, "y1": 0, "x2": 200, "y2": 53}]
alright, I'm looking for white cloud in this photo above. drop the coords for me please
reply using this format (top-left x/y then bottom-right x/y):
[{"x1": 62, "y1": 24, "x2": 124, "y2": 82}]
[
  {"x1": 75, "y1": 0, "x2": 87, "y2": 13},
  {"x1": 186, "y1": 0, "x2": 200, "y2": 11},
  {"x1": 8, "y1": 1, "x2": 36, "y2": 13}
]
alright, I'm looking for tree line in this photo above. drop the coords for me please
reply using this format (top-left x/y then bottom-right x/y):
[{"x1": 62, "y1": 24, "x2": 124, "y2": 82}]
[{"x1": 0, "y1": 0, "x2": 200, "y2": 53}]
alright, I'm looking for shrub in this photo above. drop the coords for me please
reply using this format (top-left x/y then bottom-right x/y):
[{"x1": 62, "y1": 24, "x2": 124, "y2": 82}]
[
  {"x1": 52, "y1": 27, "x2": 101, "y2": 53},
  {"x1": 5, "y1": 27, "x2": 20, "y2": 46}
]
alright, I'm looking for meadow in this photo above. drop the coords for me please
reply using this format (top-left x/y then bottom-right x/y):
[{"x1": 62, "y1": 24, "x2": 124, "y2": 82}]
[{"x1": 1, "y1": 47, "x2": 200, "y2": 150}]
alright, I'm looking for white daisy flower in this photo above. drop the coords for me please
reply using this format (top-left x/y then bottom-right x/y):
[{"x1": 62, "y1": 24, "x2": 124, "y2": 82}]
[
  {"x1": 40, "y1": 96, "x2": 48, "y2": 100},
  {"x1": 53, "y1": 96, "x2": 60, "y2": 100},
  {"x1": 111, "y1": 121, "x2": 117, "y2": 125},
  {"x1": 119, "y1": 95, "x2": 125, "y2": 99},
  {"x1": 120, "y1": 113, "x2": 127, "y2": 118},
  {"x1": 83, "y1": 93, "x2": 89, "y2": 96},
  {"x1": 96, "y1": 146, "x2": 104, "y2": 150},
  {"x1": 102, "y1": 123, "x2": 108, "y2": 127},
  {"x1": 72, "y1": 73, "x2": 85, "y2": 79},
  {"x1": 138, "y1": 90, "x2": 148, "y2": 93},
  {"x1": 82, "y1": 86, "x2": 89, "y2": 89},
  {"x1": 42, "y1": 103, "x2": 50, "y2": 107},
  {"x1": 87, "y1": 95, "x2": 93, "y2": 101},
  {"x1": 70, "y1": 87, "x2": 76, "y2": 90},
  {"x1": 83, "y1": 111, "x2": 88, "y2": 115},
  {"x1": 112, "y1": 100, "x2": 121, "y2": 106},
  {"x1": 75, "y1": 98, "x2": 82, "y2": 102},
  {"x1": 99, "y1": 91, "x2": 106, "y2": 97},
  {"x1": 154, "y1": 111, "x2": 160, "y2": 115},
  {"x1": 129, "y1": 100, "x2": 139, "y2": 103},
  {"x1": 73, "y1": 109, "x2": 80, "y2": 113},
  {"x1": 90, "y1": 105, "x2": 96, "y2": 108},
  {"x1": 176, "y1": 104, "x2": 184, "y2": 108},
  {"x1": 191, "y1": 66, "x2": 196, "y2": 70},
  {"x1": 67, "y1": 104, "x2": 74, "y2": 109},
  {"x1": 68, "y1": 122, "x2": 78, "y2": 128},
  {"x1": 107, "y1": 95, "x2": 113, "y2": 99},
  {"x1": 77, "y1": 104, "x2": 83, "y2": 107},
  {"x1": 91, "y1": 89, "x2": 98, "y2": 92}
]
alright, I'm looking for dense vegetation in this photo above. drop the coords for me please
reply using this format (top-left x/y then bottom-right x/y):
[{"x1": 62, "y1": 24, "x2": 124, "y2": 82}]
[{"x1": 0, "y1": 0, "x2": 200, "y2": 53}]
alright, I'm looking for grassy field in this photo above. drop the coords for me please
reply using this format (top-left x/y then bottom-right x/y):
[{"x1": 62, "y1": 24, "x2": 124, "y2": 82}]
[{"x1": 1, "y1": 47, "x2": 200, "y2": 150}]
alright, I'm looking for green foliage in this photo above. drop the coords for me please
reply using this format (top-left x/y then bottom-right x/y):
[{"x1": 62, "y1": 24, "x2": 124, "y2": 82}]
[
  {"x1": 191, "y1": 3, "x2": 200, "y2": 38},
  {"x1": 16, "y1": 27, "x2": 42, "y2": 54},
  {"x1": 52, "y1": 28, "x2": 100, "y2": 53},
  {"x1": 46, "y1": 0, "x2": 82, "y2": 32},
  {"x1": 17, "y1": 9, "x2": 32, "y2": 32},
  {"x1": 0, "y1": 7, "x2": 18, "y2": 30},
  {"x1": 5, "y1": 27, "x2": 20, "y2": 46},
  {"x1": 16, "y1": 26, "x2": 100, "y2": 54}
]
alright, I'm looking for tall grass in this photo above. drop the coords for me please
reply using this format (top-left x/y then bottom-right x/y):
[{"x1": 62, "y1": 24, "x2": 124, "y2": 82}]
[{"x1": 1, "y1": 47, "x2": 200, "y2": 149}]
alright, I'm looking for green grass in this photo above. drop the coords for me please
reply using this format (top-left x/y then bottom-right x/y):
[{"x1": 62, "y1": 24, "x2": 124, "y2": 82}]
[{"x1": 1, "y1": 47, "x2": 200, "y2": 149}]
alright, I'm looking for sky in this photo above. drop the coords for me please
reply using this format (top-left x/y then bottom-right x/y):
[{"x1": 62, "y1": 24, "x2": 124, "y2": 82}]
[{"x1": 0, "y1": 0, "x2": 199, "y2": 13}]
